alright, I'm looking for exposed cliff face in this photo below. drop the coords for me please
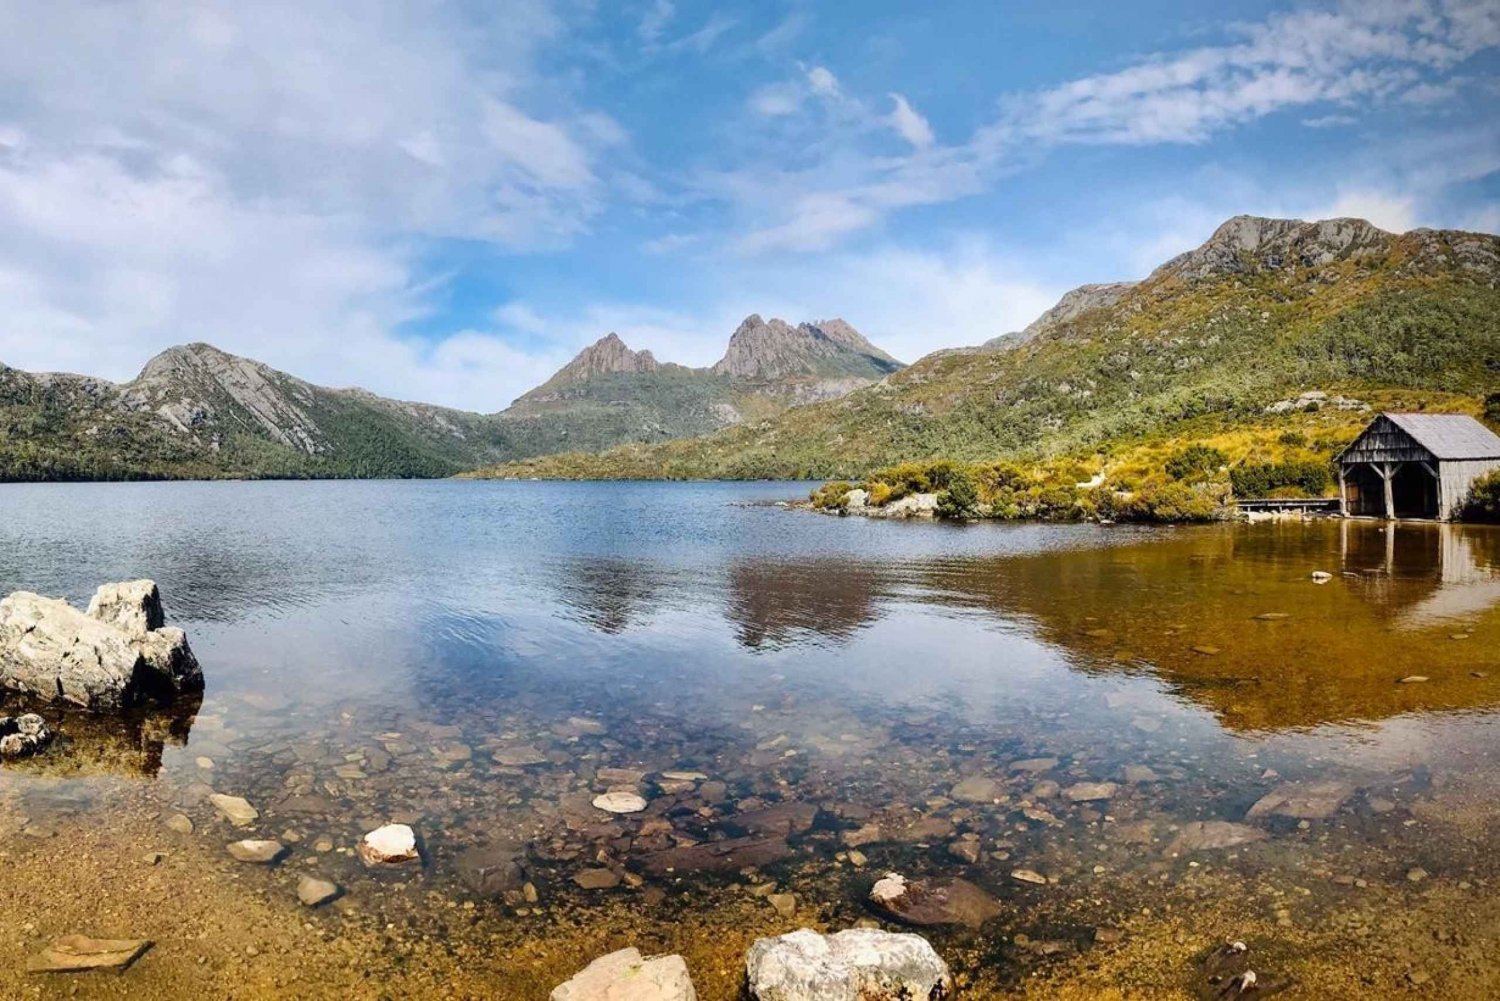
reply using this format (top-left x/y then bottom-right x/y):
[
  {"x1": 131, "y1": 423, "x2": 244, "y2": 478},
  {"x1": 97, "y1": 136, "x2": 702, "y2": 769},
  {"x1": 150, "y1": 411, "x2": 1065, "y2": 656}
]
[
  {"x1": 712, "y1": 315, "x2": 902, "y2": 381},
  {"x1": 1153, "y1": 216, "x2": 1394, "y2": 281}
]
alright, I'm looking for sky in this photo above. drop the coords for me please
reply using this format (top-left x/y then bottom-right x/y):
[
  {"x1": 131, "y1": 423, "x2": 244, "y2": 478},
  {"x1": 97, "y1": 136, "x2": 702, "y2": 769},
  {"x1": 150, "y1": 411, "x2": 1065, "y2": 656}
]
[{"x1": 0, "y1": 0, "x2": 1496, "y2": 412}]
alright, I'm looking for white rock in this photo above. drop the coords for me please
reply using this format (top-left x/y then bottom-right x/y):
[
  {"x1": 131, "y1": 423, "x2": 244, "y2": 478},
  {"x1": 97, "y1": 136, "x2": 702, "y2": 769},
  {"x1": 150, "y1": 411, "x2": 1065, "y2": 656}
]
[
  {"x1": 209, "y1": 794, "x2": 259, "y2": 827},
  {"x1": 0, "y1": 581, "x2": 201, "y2": 710},
  {"x1": 746, "y1": 928, "x2": 952, "y2": 1001},
  {"x1": 227, "y1": 840, "x2": 284, "y2": 864},
  {"x1": 551, "y1": 947, "x2": 696, "y2": 1001},
  {"x1": 593, "y1": 791, "x2": 648, "y2": 814},
  {"x1": 359, "y1": 823, "x2": 419, "y2": 866}
]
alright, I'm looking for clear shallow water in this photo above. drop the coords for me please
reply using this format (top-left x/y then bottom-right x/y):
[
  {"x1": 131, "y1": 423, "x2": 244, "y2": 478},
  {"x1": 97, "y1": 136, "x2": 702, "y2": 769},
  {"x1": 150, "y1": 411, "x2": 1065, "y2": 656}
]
[{"x1": 3, "y1": 481, "x2": 1500, "y2": 995}]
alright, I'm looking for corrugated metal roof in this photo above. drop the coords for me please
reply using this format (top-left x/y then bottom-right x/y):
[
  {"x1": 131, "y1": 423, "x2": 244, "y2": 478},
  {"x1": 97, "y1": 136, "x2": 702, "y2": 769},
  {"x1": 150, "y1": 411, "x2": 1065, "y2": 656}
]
[{"x1": 1384, "y1": 413, "x2": 1500, "y2": 460}]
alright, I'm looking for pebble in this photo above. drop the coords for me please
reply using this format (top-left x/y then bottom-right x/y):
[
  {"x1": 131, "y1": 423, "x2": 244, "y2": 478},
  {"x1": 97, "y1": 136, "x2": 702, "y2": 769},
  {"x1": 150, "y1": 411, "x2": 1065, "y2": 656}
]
[{"x1": 165, "y1": 813, "x2": 195, "y2": 835}]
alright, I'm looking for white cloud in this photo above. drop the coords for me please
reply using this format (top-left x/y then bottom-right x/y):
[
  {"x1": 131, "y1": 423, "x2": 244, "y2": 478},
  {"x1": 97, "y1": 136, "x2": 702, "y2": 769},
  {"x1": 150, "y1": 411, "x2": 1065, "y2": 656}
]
[
  {"x1": 717, "y1": 0, "x2": 1495, "y2": 258},
  {"x1": 0, "y1": 0, "x2": 627, "y2": 410},
  {"x1": 1316, "y1": 191, "x2": 1417, "y2": 232},
  {"x1": 488, "y1": 238, "x2": 1062, "y2": 372},
  {"x1": 888, "y1": 94, "x2": 935, "y2": 148},
  {"x1": 807, "y1": 66, "x2": 842, "y2": 98}
]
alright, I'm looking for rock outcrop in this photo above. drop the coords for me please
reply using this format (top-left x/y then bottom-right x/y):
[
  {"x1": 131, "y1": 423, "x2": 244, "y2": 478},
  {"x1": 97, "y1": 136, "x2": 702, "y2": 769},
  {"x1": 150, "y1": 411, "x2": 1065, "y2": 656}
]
[
  {"x1": 550, "y1": 948, "x2": 697, "y2": 1001},
  {"x1": 0, "y1": 580, "x2": 202, "y2": 710},
  {"x1": 746, "y1": 928, "x2": 952, "y2": 1001}
]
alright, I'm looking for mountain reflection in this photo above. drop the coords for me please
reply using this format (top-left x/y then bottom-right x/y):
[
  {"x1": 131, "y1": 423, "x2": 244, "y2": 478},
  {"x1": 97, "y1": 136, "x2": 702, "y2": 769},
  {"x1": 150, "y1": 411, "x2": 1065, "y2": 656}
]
[
  {"x1": 912, "y1": 520, "x2": 1500, "y2": 731},
  {"x1": 725, "y1": 557, "x2": 885, "y2": 649}
]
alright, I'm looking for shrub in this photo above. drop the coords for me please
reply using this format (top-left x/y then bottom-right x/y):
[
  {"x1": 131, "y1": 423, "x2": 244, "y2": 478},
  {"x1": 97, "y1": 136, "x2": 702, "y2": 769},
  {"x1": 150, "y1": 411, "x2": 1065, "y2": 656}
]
[
  {"x1": 1230, "y1": 459, "x2": 1332, "y2": 498},
  {"x1": 1463, "y1": 469, "x2": 1500, "y2": 522},
  {"x1": 867, "y1": 481, "x2": 893, "y2": 506},
  {"x1": 936, "y1": 468, "x2": 979, "y2": 519},
  {"x1": 1486, "y1": 392, "x2": 1500, "y2": 425},
  {"x1": 1278, "y1": 430, "x2": 1307, "y2": 447},
  {"x1": 1165, "y1": 444, "x2": 1228, "y2": 482},
  {"x1": 809, "y1": 481, "x2": 853, "y2": 510}
]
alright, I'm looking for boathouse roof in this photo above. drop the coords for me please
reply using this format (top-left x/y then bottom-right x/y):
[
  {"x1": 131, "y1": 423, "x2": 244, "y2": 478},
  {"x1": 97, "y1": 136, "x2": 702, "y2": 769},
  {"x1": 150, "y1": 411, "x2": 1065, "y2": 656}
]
[{"x1": 1338, "y1": 413, "x2": 1500, "y2": 463}]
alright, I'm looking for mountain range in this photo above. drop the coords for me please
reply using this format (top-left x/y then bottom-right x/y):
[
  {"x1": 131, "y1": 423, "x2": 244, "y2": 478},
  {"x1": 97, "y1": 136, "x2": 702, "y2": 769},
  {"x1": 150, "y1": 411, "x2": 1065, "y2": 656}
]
[
  {"x1": 475, "y1": 214, "x2": 1500, "y2": 480},
  {"x1": 4, "y1": 213, "x2": 1497, "y2": 484},
  {"x1": 0, "y1": 315, "x2": 901, "y2": 480}
]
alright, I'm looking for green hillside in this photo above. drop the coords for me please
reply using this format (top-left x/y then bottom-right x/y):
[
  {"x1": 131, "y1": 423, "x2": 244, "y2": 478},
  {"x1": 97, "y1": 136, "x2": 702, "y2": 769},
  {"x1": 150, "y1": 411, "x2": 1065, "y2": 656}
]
[{"x1": 468, "y1": 217, "x2": 1500, "y2": 485}]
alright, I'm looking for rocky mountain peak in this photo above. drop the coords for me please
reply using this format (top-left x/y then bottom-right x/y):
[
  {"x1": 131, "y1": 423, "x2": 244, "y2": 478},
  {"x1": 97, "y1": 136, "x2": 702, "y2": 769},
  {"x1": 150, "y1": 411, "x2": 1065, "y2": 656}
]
[
  {"x1": 1153, "y1": 215, "x2": 1394, "y2": 282},
  {"x1": 712, "y1": 315, "x2": 901, "y2": 380},
  {"x1": 551, "y1": 333, "x2": 661, "y2": 384}
]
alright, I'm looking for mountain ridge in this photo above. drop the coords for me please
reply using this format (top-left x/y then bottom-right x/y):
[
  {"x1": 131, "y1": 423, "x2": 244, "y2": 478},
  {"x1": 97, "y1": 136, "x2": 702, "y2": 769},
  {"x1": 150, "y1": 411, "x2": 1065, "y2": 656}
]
[
  {"x1": 470, "y1": 214, "x2": 1500, "y2": 481},
  {"x1": 0, "y1": 314, "x2": 903, "y2": 480}
]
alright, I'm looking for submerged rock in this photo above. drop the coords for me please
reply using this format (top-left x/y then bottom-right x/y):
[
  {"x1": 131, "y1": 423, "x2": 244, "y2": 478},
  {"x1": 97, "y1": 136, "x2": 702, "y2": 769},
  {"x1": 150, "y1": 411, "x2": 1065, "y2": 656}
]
[
  {"x1": 209, "y1": 794, "x2": 259, "y2": 827},
  {"x1": 297, "y1": 876, "x2": 340, "y2": 907},
  {"x1": 1167, "y1": 821, "x2": 1268, "y2": 853},
  {"x1": 746, "y1": 927, "x2": 952, "y2": 1001},
  {"x1": 0, "y1": 581, "x2": 201, "y2": 711},
  {"x1": 550, "y1": 947, "x2": 696, "y2": 1001},
  {"x1": 1246, "y1": 782, "x2": 1353, "y2": 821},
  {"x1": 456, "y1": 843, "x2": 526, "y2": 895},
  {"x1": 638, "y1": 835, "x2": 792, "y2": 876},
  {"x1": 227, "y1": 839, "x2": 285, "y2": 864},
  {"x1": 593, "y1": 790, "x2": 648, "y2": 814},
  {"x1": 868, "y1": 872, "x2": 1001, "y2": 929},
  {"x1": 0, "y1": 713, "x2": 53, "y2": 759}
]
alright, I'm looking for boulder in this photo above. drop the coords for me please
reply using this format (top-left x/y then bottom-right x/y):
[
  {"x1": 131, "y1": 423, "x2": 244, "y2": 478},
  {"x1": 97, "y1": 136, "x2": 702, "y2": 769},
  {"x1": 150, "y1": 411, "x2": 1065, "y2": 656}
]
[
  {"x1": 551, "y1": 948, "x2": 696, "y2": 1001},
  {"x1": 0, "y1": 713, "x2": 53, "y2": 759},
  {"x1": 0, "y1": 581, "x2": 201, "y2": 710},
  {"x1": 868, "y1": 872, "x2": 1001, "y2": 929},
  {"x1": 746, "y1": 928, "x2": 952, "y2": 1001}
]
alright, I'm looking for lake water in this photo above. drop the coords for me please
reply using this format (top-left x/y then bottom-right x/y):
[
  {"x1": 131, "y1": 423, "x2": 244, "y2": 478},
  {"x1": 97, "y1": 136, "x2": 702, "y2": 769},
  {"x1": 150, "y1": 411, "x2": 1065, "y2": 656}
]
[{"x1": 2, "y1": 481, "x2": 1499, "y2": 999}]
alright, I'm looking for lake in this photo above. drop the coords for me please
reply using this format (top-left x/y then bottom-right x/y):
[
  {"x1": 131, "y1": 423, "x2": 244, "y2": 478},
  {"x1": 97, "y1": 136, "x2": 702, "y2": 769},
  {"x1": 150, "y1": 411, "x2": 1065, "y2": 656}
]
[{"x1": 2, "y1": 480, "x2": 1499, "y2": 999}]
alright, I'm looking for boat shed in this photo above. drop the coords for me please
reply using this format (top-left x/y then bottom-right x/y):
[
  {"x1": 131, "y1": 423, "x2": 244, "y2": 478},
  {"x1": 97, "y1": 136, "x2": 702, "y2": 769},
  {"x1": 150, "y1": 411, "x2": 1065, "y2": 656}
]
[{"x1": 1336, "y1": 413, "x2": 1500, "y2": 521}]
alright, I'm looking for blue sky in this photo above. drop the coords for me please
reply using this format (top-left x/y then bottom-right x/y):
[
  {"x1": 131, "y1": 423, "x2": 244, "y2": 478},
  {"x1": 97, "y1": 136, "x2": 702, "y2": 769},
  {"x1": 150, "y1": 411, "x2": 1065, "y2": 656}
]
[{"x1": 0, "y1": 0, "x2": 1496, "y2": 410}]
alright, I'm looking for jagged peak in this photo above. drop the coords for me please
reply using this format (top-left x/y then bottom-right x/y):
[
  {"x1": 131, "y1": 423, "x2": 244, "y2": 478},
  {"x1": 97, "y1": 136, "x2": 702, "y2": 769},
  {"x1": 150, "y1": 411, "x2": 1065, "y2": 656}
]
[{"x1": 713, "y1": 314, "x2": 902, "y2": 379}]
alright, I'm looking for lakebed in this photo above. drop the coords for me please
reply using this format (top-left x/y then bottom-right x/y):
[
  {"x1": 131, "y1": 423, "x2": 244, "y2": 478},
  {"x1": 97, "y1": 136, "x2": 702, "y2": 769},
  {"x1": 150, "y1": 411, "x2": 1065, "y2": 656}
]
[{"x1": 2, "y1": 480, "x2": 1498, "y2": 999}]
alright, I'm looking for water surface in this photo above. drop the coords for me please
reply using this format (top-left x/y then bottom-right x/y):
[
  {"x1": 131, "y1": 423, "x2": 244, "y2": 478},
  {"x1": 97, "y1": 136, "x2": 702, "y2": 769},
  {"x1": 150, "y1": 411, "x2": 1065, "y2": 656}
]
[{"x1": 2, "y1": 481, "x2": 1498, "y2": 998}]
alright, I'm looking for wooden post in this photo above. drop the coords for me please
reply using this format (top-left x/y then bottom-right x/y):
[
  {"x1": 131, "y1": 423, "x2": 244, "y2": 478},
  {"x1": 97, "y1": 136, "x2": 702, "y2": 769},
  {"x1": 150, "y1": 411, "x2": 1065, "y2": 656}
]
[
  {"x1": 1337, "y1": 465, "x2": 1348, "y2": 517},
  {"x1": 1381, "y1": 462, "x2": 1395, "y2": 520}
]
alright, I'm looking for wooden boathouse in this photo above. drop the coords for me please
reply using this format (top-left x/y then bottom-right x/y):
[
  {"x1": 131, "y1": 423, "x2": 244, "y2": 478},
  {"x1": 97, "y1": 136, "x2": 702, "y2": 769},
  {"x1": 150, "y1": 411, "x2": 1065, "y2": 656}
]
[{"x1": 1336, "y1": 413, "x2": 1500, "y2": 521}]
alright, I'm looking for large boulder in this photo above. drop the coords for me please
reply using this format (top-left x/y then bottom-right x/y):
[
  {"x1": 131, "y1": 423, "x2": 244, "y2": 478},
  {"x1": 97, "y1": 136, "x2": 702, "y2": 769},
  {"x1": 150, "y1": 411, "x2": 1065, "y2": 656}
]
[
  {"x1": 746, "y1": 928, "x2": 952, "y2": 1001},
  {"x1": 551, "y1": 948, "x2": 696, "y2": 1001},
  {"x1": 0, "y1": 581, "x2": 202, "y2": 710}
]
